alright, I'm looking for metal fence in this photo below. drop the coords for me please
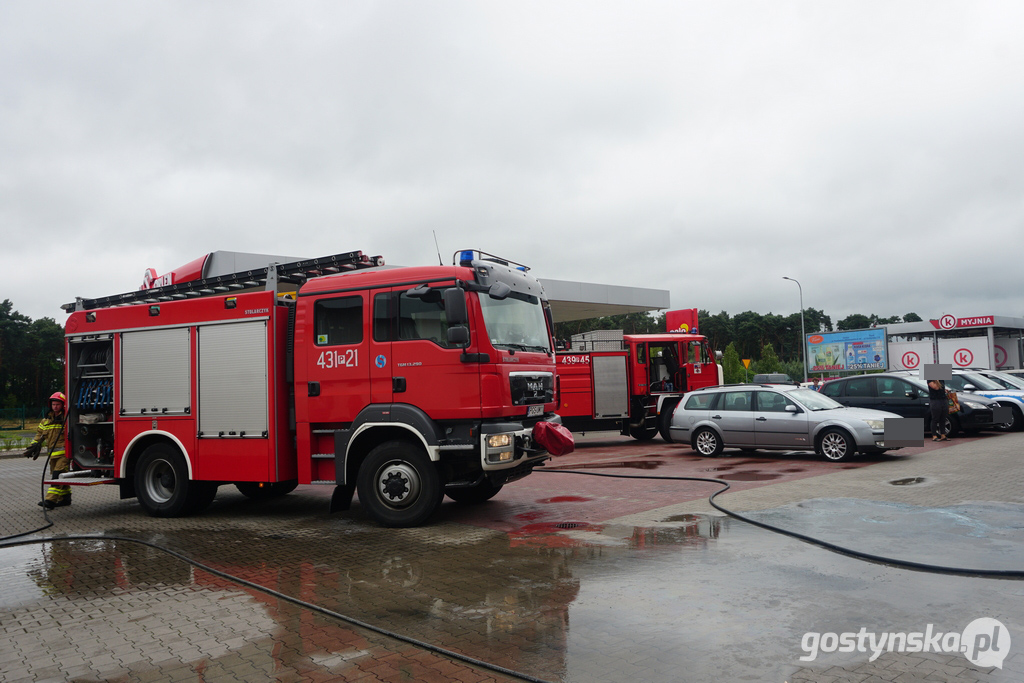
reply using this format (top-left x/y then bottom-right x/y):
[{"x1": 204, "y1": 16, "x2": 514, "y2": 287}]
[{"x1": 0, "y1": 407, "x2": 26, "y2": 431}]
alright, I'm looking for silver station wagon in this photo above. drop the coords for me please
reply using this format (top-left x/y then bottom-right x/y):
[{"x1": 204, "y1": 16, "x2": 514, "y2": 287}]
[{"x1": 668, "y1": 384, "x2": 902, "y2": 461}]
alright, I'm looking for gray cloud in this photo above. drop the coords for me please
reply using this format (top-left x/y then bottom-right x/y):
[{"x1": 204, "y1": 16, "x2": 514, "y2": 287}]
[{"x1": 3, "y1": 1, "x2": 1023, "y2": 324}]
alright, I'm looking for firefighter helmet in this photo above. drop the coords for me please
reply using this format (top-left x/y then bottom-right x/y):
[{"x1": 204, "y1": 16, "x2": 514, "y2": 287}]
[{"x1": 49, "y1": 392, "x2": 66, "y2": 405}]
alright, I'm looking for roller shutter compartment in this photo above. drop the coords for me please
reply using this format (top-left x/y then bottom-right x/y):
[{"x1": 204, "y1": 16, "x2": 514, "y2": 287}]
[
  {"x1": 198, "y1": 321, "x2": 269, "y2": 438},
  {"x1": 121, "y1": 328, "x2": 191, "y2": 415}
]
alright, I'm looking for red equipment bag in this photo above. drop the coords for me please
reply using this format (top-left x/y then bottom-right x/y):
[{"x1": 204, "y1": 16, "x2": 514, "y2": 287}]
[{"x1": 532, "y1": 421, "x2": 575, "y2": 456}]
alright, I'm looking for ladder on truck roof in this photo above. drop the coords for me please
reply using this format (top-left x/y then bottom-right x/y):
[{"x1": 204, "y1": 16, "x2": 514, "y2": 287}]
[{"x1": 62, "y1": 250, "x2": 385, "y2": 312}]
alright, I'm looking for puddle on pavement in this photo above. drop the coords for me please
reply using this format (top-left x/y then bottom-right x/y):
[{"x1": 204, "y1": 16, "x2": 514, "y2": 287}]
[
  {"x1": 536, "y1": 495, "x2": 593, "y2": 504},
  {"x1": 661, "y1": 514, "x2": 702, "y2": 523},
  {"x1": 551, "y1": 460, "x2": 664, "y2": 470},
  {"x1": 719, "y1": 472, "x2": 781, "y2": 481},
  {"x1": 4, "y1": 498, "x2": 1024, "y2": 683},
  {"x1": 889, "y1": 476, "x2": 927, "y2": 486}
]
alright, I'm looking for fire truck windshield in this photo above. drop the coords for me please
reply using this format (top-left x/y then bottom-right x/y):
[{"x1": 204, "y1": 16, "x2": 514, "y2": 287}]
[{"x1": 478, "y1": 292, "x2": 551, "y2": 353}]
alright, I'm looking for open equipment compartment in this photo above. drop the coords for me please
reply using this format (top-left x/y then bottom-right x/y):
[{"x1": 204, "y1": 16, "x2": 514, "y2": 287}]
[{"x1": 68, "y1": 334, "x2": 115, "y2": 469}]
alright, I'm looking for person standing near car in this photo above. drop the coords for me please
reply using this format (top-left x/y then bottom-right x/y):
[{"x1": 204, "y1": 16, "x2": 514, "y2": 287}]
[{"x1": 927, "y1": 379, "x2": 949, "y2": 441}]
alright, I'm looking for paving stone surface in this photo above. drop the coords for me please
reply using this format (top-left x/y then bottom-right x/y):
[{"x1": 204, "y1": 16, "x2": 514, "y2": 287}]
[{"x1": 1, "y1": 431, "x2": 1022, "y2": 682}]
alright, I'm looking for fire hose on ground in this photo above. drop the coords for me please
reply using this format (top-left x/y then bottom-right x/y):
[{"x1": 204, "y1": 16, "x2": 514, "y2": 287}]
[{"x1": 2, "y1": 463, "x2": 1024, "y2": 683}]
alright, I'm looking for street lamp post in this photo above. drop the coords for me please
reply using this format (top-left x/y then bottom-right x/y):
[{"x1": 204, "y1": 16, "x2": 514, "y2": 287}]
[{"x1": 783, "y1": 276, "x2": 808, "y2": 383}]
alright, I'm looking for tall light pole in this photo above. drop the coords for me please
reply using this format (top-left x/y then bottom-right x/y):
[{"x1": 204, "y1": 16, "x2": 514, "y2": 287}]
[{"x1": 783, "y1": 276, "x2": 808, "y2": 383}]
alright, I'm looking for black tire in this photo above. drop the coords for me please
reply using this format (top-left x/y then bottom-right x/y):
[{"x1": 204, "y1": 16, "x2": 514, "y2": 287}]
[
  {"x1": 189, "y1": 481, "x2": 219, "y2": 514},
  {"x1": 135, "y1": 443, "x2": 197, "y2": 517},
  {"x1": 357, "y1": 440, "x2": 443, "y2": 527},
  {"x1": 235, "y1": 480, "x2": 298, "y2": 499},
  {"x1": 658, "y1": 399, "x2": 681, "y2": 443},
  {"x1": 817, "y1": 428, "x2": 854, "y2": 462},
  {"x1": 446, "y1": 479, "x2": 503, "y2": 504},
  {"x1": 947, "y1": 414, "x2": 961, "y2": 437},
  {"x1": 692, "y1": 428, "x2": 723, "y2": 456},
  {"x1": 629, "y1": 424, "x2": 658, "y2": 441},
  {"x1": 996, "y1": 404, "x2": 1022, "y2": 432}
]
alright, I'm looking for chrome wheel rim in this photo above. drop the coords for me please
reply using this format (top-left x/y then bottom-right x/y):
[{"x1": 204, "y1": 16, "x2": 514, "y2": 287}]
[
  {"x1": 376, "y1": 461, "x2": 421, "y2": 509},
  {"x1": 821, "y1": 433, "x2": 847, "y2": 460},
  {"x1": 695, "y1": 431, "x2": 718, "y2": 455}
]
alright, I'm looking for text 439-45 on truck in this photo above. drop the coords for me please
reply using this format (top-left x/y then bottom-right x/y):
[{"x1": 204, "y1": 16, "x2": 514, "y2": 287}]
[{"x1": 56, "y1": 249, "x2": 568, "y2": 527}]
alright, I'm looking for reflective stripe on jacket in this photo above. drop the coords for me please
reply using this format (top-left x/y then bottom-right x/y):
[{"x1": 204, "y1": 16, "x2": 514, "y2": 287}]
[{"x1": 31, "y1": 412, "x2": 66, "y2": 456}]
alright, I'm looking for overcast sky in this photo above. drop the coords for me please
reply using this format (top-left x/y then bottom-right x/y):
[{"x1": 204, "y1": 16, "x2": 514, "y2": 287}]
[{"x1": 3, "y1": 1, "x2": 1023, "y2": 326}]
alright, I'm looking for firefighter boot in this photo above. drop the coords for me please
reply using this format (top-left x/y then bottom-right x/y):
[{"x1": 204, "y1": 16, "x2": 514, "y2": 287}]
[
  {"x1": 37, "y1": 500, "x2": 56, "y2": 510},
  {"x1": 55, "y1": 494, "x2": 71, "y2": 507}
]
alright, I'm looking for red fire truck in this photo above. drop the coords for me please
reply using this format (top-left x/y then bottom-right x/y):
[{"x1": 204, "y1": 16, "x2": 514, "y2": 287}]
[
  {"x1": 556, "y1": 331, "x2": 721, "y2": 441},
  {"x1": 55, "y1": 249, "x2": 564, "y2": 527}
]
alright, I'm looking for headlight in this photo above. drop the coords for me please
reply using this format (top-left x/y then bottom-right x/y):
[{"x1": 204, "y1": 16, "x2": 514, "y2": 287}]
[
  {"x1": 863, "y1": 420, "x2": 884, "y2": 430},
  {"x1": 962, "y1": 401, "x2": 987, "y2": 410},
  {"x1": 487, "y1": 434, "x2": 512, "y2": 448}
]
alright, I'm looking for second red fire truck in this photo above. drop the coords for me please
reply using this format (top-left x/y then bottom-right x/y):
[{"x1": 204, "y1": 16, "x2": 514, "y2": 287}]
[
  {"x1": 556, "y1": 329, "x2": 722, "y2": 441},
  {"x1": 56, "y1": 249, "x2": 565, "y2": 527}
]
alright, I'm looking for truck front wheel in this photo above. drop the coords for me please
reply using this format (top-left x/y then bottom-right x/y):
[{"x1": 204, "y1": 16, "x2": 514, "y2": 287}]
[
  {"x1": 357, "y1": 441, "x2": 443, "y2": 527},
  {"x1": 135, "y1": 443, "x2": 198, "y2": 517}
]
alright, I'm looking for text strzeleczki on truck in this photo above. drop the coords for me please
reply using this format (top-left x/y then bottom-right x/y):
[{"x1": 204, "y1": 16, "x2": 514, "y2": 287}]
[{"x1": 56, "y1": 249, "x2": 566, "y2": 527}]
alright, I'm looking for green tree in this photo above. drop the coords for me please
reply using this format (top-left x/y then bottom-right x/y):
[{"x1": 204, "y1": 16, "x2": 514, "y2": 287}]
[
  {"x1": 837, "y1": 314, "x2": 872, "y2": 330},
  {"x1": 698, "y1": 310, "x2": 733, "y2": 354},
  {"x1": 780, "y1": 359, "x2": 804, "y2": 383},
  {"x1": 903, "y1": 312, "x2": 922, "y2": 322},
  {"x1": 732, "y1": 311, "x2": 765, "y2": 359},
  {"x1": 721, "y1": 342, "x2": 745, "y2": 384},
  {"x1": 758, "y1": 342, "x2": 781, "y2": 373},
  {"x1": 0, "y1": 300, "x2": 65, "y2": 408}
]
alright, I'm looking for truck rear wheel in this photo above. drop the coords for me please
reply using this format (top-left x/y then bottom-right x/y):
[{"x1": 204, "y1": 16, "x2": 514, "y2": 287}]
[
  {"x1": 135, "y1": 443, "x2": 200, "y2": 517},
  {"x1": 357, "y1": 441, "x2": 443, "y2": 527},
  {"x1": 628, "y1": 424, "x2": 658, "y2": 441}
]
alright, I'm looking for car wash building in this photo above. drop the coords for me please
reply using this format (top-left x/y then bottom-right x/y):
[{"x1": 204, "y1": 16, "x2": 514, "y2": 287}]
[{"x1": 886, "y1": 314, "x2": 1024, "y2": 371}]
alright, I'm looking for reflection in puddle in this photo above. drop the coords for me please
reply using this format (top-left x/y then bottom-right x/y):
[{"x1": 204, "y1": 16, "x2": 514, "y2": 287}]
[{"x1": 2, "y1": 530, "x2": 583, "y2": 682}]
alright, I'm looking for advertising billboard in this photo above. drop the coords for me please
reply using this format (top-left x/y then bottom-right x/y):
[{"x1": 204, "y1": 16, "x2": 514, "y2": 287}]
[{"x1": 806, "y1": 328, "x2": 887, "y2": 373}]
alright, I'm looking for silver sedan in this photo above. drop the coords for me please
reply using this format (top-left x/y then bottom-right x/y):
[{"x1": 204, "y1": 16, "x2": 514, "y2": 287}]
[{"x1": 669, "y1": 384, "x2": 902, "y2": 461}]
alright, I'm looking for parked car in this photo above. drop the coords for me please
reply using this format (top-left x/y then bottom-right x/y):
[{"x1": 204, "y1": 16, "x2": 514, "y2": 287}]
[
  {"x1": 943, "y1": 369, "x2": 1024, "y2": 431},
  {"x1": 669, "y1": 383, "x2": 901, "y2": 461},
  {"x1": 752, "y1": 373, "x2": 798, "y2": 385},
  {"x1": 971, "y1": 369, "x2": 1024, "y2": 392},
  {"x1": 820, "y1": 372, "x2": 1000, "y2": 435}
]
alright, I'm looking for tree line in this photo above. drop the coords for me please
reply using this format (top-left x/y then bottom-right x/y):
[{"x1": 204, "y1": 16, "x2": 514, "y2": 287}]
[
  {"x1": 555, "y1": 308, "x2": 923, "y2": 383},
  {"x1": 0, "y1": 300, "x2": 64, "y2": 411}
]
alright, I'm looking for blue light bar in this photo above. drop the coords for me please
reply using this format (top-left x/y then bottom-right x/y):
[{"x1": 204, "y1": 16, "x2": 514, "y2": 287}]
[{"x1": 459, "y1": 250, "x2": 475, "y2": 266}]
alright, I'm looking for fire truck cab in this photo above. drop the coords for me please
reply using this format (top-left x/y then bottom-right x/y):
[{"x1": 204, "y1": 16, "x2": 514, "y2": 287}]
[{"x1": 59, "y1": 249, "x2": 564, "y2": 527}]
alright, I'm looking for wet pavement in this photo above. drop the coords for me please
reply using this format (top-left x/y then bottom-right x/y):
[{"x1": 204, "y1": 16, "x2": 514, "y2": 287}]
[{"x1": 2, "y1": 432, "x2": 1024, "y2": 682}]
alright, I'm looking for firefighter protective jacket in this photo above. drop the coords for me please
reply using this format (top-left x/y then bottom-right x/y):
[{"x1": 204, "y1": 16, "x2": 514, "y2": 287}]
[{"x1": 31, "y1": 412, "x2": 66, "y2": 457}]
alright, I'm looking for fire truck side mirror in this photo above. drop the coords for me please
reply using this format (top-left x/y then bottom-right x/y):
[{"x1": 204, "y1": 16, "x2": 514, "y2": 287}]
[
  {"x1": 444, "y1": 288, "x2": 468, "y2": 325},
  {"x1": 447, "y1": 326, "x2": 470, "y2": 346},
  {"x1": 715, "y1": 350, "x2": 723, "y2": 360}
]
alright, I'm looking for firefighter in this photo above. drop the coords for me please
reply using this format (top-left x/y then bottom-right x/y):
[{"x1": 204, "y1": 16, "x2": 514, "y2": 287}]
[{"x1": 23, "y1": 392, "x2": 71, "y2": 509}]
